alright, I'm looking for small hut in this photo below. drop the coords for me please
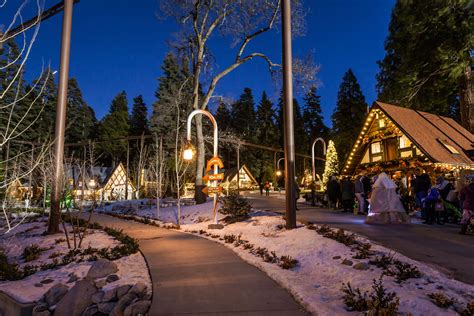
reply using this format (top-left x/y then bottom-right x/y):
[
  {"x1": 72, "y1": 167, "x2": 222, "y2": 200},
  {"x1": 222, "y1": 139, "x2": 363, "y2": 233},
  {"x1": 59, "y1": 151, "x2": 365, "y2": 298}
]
[{"x1": 221, "y1": 165, "x2": 258, "y2": 193}]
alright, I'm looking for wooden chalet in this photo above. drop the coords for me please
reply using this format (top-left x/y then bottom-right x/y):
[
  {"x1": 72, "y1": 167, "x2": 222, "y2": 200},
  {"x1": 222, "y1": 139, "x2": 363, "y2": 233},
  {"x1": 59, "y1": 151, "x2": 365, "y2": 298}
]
[
  {"x1": 221, "y1": 165, "x2": 258, "y2": 193},
  {"x1": 343, "y1": 102, "x2": 473, "y2": 177}
]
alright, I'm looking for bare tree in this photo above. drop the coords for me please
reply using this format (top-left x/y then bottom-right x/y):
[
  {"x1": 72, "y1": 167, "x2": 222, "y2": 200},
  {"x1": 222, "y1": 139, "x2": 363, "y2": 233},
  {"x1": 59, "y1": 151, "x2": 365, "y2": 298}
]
[
  {"x1": 149, "y1": 135, "x2": 167, "y2": 219},
  {"x1": 159, "y1": 0, "x2": 314, "y2": 200}
]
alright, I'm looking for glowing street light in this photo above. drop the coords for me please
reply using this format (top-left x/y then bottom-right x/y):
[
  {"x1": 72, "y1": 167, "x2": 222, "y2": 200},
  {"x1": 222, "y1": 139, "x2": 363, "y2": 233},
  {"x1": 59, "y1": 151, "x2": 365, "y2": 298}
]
[
  {"x1": 276, "y1": 157, "x2": 284, "y2": 176},
  {"x1": 311, "y1": 138, "x2": 326, "y2": 182},
  {"x1": 185, "y1": 109, "x2": 221, "y2": 227}
]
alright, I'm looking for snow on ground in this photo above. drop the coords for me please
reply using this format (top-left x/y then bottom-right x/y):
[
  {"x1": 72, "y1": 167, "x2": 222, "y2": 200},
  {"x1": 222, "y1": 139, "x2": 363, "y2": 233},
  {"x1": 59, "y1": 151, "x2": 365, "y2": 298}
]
[
  {"x1": 0, "y1": 218, "x2": 151, "y2": 303},
  {"x1": 99, "y1": 199, "x2": 474, "y2": 315}
]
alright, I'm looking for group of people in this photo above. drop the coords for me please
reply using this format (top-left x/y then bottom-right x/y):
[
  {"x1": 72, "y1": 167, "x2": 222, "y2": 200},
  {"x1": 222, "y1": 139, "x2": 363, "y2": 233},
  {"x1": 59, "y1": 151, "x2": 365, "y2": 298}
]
[{"x1": 324, "y1": 169, "x2": 474, "y2": 232}]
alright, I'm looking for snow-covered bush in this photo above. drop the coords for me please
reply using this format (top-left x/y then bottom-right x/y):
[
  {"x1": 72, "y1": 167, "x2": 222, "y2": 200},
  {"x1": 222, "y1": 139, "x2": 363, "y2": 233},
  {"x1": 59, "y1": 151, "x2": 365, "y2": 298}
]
[
  {"x1": 218, "y1": 193, "x2": 251, "y2": 222},
  {"x1": 427, "y1": 292, "x2": 454, "y2": 308}
]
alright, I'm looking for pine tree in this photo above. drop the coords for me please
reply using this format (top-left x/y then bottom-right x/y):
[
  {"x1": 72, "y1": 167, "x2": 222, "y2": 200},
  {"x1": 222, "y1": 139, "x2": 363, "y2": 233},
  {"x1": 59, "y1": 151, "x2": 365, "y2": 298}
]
[
  {"x1": 99, "y1": 91, "x2": 130, "y2": 164},
  {"x1": 303, "y1": 86, "x2": 329, "y2": 148},
  {"x1": 230, "y1": 88, "x2": 256, "y2": 141},
  {"x1": 376, "y1": 0, "x2": 472, "y2": 126},
  {"x1": 214, "y1": 100, "x2": 232, "y2": 132},
  {"x1": 255, "y1": 91, "x2": 278, "y2": 146},
  {"x1": 130, "y1": 95, "x2": 149, "y2": 136},
  {"x1": 322, "y1": 140, "x2": 339, "y2": 188},
  {"x1": 151, "y1": 53, "x2": 189, "y2": 138},
  {"x1": 331, "y1": 69, "x2": 368, "y2": 166},
  {"x1": 66, "y1": 78, "x2": 97, "y2": 143}
]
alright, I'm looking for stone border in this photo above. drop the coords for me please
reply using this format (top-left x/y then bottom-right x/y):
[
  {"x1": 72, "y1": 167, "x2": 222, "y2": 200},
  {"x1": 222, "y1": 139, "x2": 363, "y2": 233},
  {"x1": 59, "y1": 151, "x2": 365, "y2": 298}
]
[{"x1": 0, "y1": 290, "x2": 34, "y2": 316}]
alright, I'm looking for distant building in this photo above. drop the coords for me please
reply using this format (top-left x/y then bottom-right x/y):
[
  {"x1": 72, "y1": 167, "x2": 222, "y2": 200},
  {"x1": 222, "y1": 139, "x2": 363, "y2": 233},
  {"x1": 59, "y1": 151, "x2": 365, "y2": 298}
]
[{"x1": 221, "y1": 165, "x2": 258, "y2": 193}]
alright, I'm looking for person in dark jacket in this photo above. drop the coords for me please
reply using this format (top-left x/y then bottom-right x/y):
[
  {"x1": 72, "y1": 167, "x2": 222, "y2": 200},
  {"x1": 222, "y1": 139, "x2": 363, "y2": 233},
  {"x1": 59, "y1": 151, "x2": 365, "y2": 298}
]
[
  {"x1": 361, "y1": 175, "x2": 372, "y2": 213},
  {"x1": 327, "y1": 176, "x2": 341, "y2": 210},
  {"x1": 341, "y1": 177, "x2": 355, "y2": 213},
  {"x1": 411, "y1": 168, "x2": 431, "y2": 219},
  {"x1": 459, "y1": 175, "x2": 474, "y2": 235}
]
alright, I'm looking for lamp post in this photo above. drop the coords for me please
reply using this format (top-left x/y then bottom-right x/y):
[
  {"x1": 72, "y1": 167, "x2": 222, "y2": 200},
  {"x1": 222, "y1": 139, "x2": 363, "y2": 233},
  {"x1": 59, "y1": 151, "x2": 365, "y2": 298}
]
[
  {"x1": 311, "y1": 138, "x2": 327, "y2": 182},
  {"x1": 184, "y1": 109, "x2": 221, "y2": 227},
  {"x1": 276, "y1": 158, "x2": 285, "y2": 176}
]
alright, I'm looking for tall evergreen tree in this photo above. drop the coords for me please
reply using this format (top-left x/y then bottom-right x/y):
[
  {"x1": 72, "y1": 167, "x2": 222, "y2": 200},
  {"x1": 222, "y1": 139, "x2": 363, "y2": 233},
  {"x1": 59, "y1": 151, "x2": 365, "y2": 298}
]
[
  {"x1": 255, "y1": 91, "x2": 278, "y2": 146},
  {"x1": 376, "y1": 0, "x2": 473, "y2": 129},
  {"x1": 130, "y1": 95, "x2": 149, "y2": 136},
  {"x1": 214, "y1": 100, "x2": 232, "y2": 132},
  {"x1": 66, "y1": 78, "x2": 97, "y2": 143},
  {"x1": 331, "y1": 69, "x2": 368, "y2": 167},
  {"x1": 303, "y1": 86, "x2": 329, "y2": 148},
  {"x1": 230, "y1": 88, "x2": 256, "y2": 141},
  {"x1": 99, "y1": 91, "x2": 130, "y2": 164}
]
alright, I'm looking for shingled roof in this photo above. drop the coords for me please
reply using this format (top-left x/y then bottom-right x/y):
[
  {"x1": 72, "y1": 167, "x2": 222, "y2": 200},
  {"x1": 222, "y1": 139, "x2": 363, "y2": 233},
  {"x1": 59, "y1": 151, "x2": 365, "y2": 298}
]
[
  {"x1": 374, "y1": 102, "x2": 473, "y2": 165},
  {"x1": 344, "y1": 102, "x2": 473, "y2": 174}
]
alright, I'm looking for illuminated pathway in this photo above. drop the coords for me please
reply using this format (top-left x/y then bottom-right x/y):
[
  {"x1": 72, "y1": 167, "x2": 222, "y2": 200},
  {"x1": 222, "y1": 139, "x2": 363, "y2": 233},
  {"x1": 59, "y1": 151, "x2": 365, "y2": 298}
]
[
  {"x1": 83, "y1": 213, "x2": 307, "y2": 315},
  {"x1": 247, "y1": 192, "x2": 474, "y2": 285}
]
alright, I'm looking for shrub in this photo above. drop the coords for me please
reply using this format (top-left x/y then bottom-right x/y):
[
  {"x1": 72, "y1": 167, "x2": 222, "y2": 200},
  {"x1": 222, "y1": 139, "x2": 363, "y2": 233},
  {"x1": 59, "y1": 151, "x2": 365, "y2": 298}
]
[
  {"x1": 427, "y1": 292, "x2": 454, "y2": 308},
  {"x1": 391, "y1": 260, "x2": 421, "y2": 283},
  {"x1": 0, "y1": 250, "x2": 24, "y2": 281},
  {"x1": 23, "y1": 244, "x2": 45, "y2": 262},
  {"x1": 459, "y1": 301, "x2": 474, "y2": 316},
  {"x1": 369, "y1": 253, "x2": 394, "y2": 270},
  {"x1": 342, "y1": 277, "x2": 399, "y2": 315},
  {"x1": 279, "y1": 256, "x2": 298, "y2": 269},
  {"x1": 218, "y1": 193, "x2": 251, "y2": 221},
  {"x1": 353, "y1": 243, "x2": 373, "y2": 259}
]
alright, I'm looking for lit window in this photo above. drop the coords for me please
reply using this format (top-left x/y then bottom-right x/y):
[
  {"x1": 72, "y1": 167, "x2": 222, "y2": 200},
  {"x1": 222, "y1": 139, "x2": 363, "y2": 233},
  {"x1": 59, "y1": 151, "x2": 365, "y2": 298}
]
[
  {"x1": 371, "y1": 142, "x2": 382, "y2": 154},
  {"x1": 378, "y1": 119, "x2": 385, "y2": 128},
  {"x1": 372, "y1": 155, "x2": 382, "y2": 162},
  {"x1": 437, "y1": 139, "x2": 460, "y2": 154},
  {"x1": 399, "y1": 135, "x2": 411, "y2": 149}
]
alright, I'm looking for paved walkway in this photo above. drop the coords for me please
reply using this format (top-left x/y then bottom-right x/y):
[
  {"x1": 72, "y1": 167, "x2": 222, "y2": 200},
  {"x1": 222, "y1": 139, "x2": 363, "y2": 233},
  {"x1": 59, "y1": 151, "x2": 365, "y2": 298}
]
[
  {"x1": 87, "y1": 213, "x2": 306, "y2": 315},
  {"x1": 247, "y1": 193, "x2": 474, "y2": 285}
]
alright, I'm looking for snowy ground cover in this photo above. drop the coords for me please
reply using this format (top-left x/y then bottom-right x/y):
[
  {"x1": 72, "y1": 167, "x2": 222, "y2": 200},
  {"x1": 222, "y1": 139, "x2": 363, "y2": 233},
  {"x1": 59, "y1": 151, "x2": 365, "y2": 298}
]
[
  {"x1": 97, "y1": 199, "x2": 474, "y2": 315},
  {"x1": 0, "y1": 217, "x2": 151, "y2": 305}
]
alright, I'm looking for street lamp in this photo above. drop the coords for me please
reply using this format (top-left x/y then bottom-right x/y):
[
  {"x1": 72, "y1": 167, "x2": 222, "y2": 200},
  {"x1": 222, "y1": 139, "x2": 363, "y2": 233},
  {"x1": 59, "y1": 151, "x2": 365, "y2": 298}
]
[
  {"x1": 185, "y1": 109, "x2": 221, "y2": 228},
  {"x1": 311, "y1": 138, "x2": 326, "y2": 182},
  {"x1": 276, "y1": 157, "x2": 285, "y2": 176}
]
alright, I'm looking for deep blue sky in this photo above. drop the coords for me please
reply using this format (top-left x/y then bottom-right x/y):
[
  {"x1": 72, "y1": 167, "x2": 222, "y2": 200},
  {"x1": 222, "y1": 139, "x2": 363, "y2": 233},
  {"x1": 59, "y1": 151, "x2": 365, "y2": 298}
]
[{"x1": 3, "y1": 0, "x2": 395, "y2": 126}]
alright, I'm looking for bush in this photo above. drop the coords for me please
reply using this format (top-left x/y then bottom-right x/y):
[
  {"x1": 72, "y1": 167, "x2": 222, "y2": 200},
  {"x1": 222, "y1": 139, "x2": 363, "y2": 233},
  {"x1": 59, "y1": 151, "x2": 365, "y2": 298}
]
[
  {"x1": 427, "y1": 292, "x2": 454, "y2": 308},
  {"x1": 459, "y1": 301, "x2": 474, "y2": 316},
  {"x1": 342, "y1": 277, "x2": 399, "y2": 315},
  {"x1": 219, "y1": 193, "x2": 251, "y2": 221},
  {"x1": 23, "y1": 244, "x2": 45, "y2": 262},
  {"x1": 369, "y1": 253, "x2": 394, "y2": 270},
  {"x1": 353, "y1": 243, "x2": 373, "y2": 259},
  {"x1": 390, "y1": 260, "x2": 421, "y2": 283},
  {"x1": 279, "y1": 256, "x2": 298, "y2": 269}
]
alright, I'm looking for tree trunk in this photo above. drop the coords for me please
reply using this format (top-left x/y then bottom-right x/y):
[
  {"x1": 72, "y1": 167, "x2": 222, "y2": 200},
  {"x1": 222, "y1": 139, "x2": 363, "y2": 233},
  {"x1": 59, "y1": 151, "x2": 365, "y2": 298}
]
[
  {"x1": 194, "y1": 115, "x2": 207, "y2": 204},
  {"x1": 459, "y1": 65, "x2": 473, "y2": 133}
]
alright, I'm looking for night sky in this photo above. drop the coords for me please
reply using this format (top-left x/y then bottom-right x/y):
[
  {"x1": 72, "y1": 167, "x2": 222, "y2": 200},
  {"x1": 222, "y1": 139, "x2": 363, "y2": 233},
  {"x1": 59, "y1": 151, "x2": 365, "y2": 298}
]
[{"x1": 2, "y1": 0, "x2": 395, "y2": 126}]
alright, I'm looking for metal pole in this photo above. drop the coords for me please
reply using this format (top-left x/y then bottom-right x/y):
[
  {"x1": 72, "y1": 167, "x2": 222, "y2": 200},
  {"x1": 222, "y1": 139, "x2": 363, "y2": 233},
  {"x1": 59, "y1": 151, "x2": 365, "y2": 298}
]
[
  {"x1": 311, "y1": 138, "x2": 327, "y2": 182},
  {"x1": 126, "y1": 140, "x2": 129, "y2": 200},
  {"x1": 186, "y1": 109, "x2": 219, "y2": 224},
  {"x1": 48, "y1": 0, "x2": 74, "y2": 233},
  {"x1": 237, "y1": 143, "x2": 240, "y2": 193},
  {"x1": 282, "y1": 0, "x2": 296, "y2": 229}
]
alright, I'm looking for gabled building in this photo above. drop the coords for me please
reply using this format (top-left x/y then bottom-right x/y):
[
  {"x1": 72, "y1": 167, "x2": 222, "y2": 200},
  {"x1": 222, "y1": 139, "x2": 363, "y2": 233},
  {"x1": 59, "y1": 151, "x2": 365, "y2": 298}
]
[
  {"x1": 343, "y1": 102, "x2": 473, "y2": 176},
  {"x1": 221, "y1": 165, "x2": 258, "y2": 193}
]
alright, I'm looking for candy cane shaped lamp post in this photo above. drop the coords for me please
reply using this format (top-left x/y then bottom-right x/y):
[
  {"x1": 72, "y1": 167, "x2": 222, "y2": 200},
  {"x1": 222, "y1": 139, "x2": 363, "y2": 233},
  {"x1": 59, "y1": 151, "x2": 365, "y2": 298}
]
[
  {"x1": 311, "y1": 138, "x2": 327, "y2": 182},
  {"x1": 184, "y1": 109, "x2": 224, "y2": 229}
]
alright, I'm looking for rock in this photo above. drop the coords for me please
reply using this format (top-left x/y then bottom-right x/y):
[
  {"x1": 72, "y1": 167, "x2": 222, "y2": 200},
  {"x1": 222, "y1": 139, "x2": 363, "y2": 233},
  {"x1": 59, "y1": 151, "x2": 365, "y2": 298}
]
[
  {"x1": 98, "y1": 302, "x2": 116, "y2": 314},
  {"x1": 86, "y1": 259, "x2": 118, "y2": 279},
  {"x1": 41, "y1": 278, "x2": 54, "y2": 284},
  {"x1": 34, "y1": 283, "x2": 44, "y2": 288},
  {"x1": 102, "y1": 288, "x2": 118, "y2": 302},
  {"x1": 116, "y1": 285, "x2": 131, "y2": 299},
  {"x1": 353, "y1": 262, "x2": 369, "y2": 270},
  {"x1": 95, "y1": 279, "x2": 107, "y2": 288},
  {"x1": 110, "y1": 293, "x2": 137, "y2": 316},
  {"x1": 82, "y1": 304, "x2": 99, "y2": 316},
  {"x1": 128, "y1": 282, "x2": 147, "y2": 296},
  {"x1": 67, "y1": 274, "x2": 78, "y2": 283},
  {"x1": 91, "y1": 290, "x2": 105, "y2": 304},
  {"x1": 33, "y1": 310, "x2": 51, "y2": 316},
  {"x1": 341, "y1": 259, "x2": 353, "y2": 266},
  {"x1": 332, "y1": 256, "x2": 341, "y2": 260},
  {"x1": 54, "y1": 279, "x2": 97, "y2": 316},
  {"x1": 123, "y1": 300, "x2": 151, "y2": 316},
  {"x1": 45, "y1": 283, "x2": 69, "y2": 306},
  {"x1": 106, "y1": 274, "x2": 120, "y2": 283},
  {"x1": 33, "y1": 302, "x2": 49, "y2": 314}
]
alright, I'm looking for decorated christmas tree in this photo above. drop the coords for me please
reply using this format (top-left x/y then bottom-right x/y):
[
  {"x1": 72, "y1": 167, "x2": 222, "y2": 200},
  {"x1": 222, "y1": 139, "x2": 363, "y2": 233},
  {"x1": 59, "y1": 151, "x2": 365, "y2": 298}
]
[{"x1": 322, "y1": 140, "x2": 339, "y2": 188}]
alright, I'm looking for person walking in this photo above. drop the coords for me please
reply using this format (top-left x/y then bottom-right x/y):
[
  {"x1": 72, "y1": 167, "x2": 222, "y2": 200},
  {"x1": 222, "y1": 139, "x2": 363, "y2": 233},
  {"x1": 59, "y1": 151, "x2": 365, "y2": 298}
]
[
  {"x1": 264, "y1": 181, "x2": 271, "y2": 196},
  {"x1": 341, "y1": 177, "x2": 355, "y2": 213},
  {"x1": 361, "y1": 175, "x2": 372, "y2": 213},
  {"x1": 327, "y1": 176, "x2": 341, "y2": 210},
  {"x1": 294, "y1": 179, "x2": 300, "y2": 210},
  {"x1": 459, "y1": 175, "x2": 474, "y2": 235},
  {"x1": 354, "y1": 175, "x2": 365, "y2": 214},
  {"x1": 259, "y1": 183, "x2": 264, "y2": 196}
]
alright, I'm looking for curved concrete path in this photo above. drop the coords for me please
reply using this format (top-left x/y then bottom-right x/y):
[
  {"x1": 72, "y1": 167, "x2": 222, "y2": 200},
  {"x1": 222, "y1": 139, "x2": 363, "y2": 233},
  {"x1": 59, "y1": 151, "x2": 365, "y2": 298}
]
[{"x1": 88, "y1": 213, "x2": 307, "y2": 315}]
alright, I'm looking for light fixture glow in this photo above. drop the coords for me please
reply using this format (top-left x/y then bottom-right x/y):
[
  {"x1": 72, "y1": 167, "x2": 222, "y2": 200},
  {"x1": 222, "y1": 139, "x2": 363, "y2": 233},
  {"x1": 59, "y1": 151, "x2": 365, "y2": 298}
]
[{"x1": 183, "y1": 148, "x2": 194, "y2": 161}]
